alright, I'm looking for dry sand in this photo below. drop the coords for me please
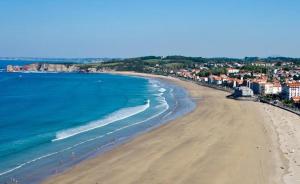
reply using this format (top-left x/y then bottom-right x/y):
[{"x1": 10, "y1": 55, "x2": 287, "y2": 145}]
[
  {"x1": 261, "y1": 104, "x2": 300, "y2": 184},
  {"x1": 44, "y1": 72, "x2": 295, "y2": 184}
]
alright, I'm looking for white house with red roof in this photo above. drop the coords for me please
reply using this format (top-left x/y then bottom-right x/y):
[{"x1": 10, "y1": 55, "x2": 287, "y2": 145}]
[{"x1": 282, "y1": 82, "x2": 300, "y2": 99}]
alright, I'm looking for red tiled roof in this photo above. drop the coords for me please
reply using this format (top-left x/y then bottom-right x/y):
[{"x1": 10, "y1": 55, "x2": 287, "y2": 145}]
[
  {"x1": 292, "y1": 96, "x2": 300, "y2": 103},
  {"x1": 287, "y1": 82, "x2": 300, "y2": 87}
]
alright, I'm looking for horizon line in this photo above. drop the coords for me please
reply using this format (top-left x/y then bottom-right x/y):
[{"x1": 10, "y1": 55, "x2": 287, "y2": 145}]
[{"x1": 1, "y1": 55, "x2": 300, "y2": 60}]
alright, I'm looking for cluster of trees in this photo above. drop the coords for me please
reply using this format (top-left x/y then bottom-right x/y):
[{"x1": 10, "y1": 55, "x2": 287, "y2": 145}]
[
  {"x1": 240, "y1": 65, "x2": 267, "y2": 73},
  {"x1": 77, "y1": 55, "x2": 300, "y2": 73}
]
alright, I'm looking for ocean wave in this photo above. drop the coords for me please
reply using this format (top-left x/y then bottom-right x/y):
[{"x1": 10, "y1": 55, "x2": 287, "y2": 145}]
[
  {"x1": 158, "y1": 87, "x2": 166, "y2": 93},
  {"x1": 154, "y1": 93, "x2": 164, "y2": 97},
  {"x1": 0, "y1": 134, "x2": 106, "y2": 177},
  {"x1": 0, "y1": 83, "x2": 172, "y2": 177},
  {"x1": 148, "y1": 79, "x2": 160, "y2": 88},
  {"x1": 0, "y1": 98, "x2": 167, "y2": 177},
  {"x1": 53, "y1": 100, "x2": 150, "y2": 141},
  {"x1": 0, "y1": 78, "x2": 173, "y2": 178},
  {"x1": 103, "y1": 99, "x2": 169, "y2": 136},
  {"x1": 0, "y1": 97, "x2": 170, "y2": 177}
]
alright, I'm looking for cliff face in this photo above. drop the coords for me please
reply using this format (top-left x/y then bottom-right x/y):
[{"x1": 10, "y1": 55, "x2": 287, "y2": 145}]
[
  {"x1": 40, "y1": 64, "x2": 78, "y2": 72},
  {"x1": 7, "y1": 63, "x2": 79, "y2": 73},
  {"x1": 6, "y1": 65, "x2": 15, "y2": 72},
  {"x1": 24, "y1": 64, "x2": 39, "y2": 71}
]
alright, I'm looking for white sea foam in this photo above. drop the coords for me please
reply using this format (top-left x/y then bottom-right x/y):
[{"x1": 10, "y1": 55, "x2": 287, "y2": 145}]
[
  {"x1": 0, "y1": 134, "x2": 106, "y2": 177},
  {"x1": 154, "y1": 93, "x2": 163, "y2": 97},
  {"x1": 148, "y1": 79, "x2": 160, "y2": 88},
  {"x1": 0, "y1": 81, "x2": 172, "y2": 177},
  {"x1": 153, "y1": 84, "x2": 159, "y2": 88},
  {"x1": 53, "y1": 100, "x2": 150, "y2": 141},
  {"x1": 0, "y1": 78, "x2": 173, "y2": 177},
  {"x1": 0, "y1": 98, "x2": 168, "y2": 177},
  {"x1": 104, "y1": 100, "x2": 169, "y2": 136},
  {"x1": 158, "y1": 87, "x2": 166, "y2": 93}
]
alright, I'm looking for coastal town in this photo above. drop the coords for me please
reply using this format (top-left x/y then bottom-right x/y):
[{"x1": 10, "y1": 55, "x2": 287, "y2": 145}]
[
  {"x1": 5, "y1": 56, "x2": 300, "y2": 111},
  {"x1": 2, "y1": 0, "x2": 300, "y2": 183}
]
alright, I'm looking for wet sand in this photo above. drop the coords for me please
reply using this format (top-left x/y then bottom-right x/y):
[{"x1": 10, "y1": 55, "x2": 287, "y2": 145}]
[{"x1": 44, "y1": 72, "x2": 289, "y2": 184}]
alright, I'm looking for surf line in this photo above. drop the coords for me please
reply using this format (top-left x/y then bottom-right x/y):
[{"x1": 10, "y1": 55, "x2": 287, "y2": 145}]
[{"x1": 53, "y1": 100, "x2": 150, "y2": 141}]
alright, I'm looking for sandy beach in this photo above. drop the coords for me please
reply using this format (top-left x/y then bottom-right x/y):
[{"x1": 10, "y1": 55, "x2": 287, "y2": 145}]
[
  {"x1": 261, "y1": 104, "x2": 300, "y2": 183},
  {"x1": 43, "y1": 72, "x2": 300, "y2": 184}
]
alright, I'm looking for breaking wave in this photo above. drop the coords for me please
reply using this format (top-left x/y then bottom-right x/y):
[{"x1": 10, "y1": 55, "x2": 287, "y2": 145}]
[
  {"x1": 158, "y1": 88, "x2": 166, "y2": 93},
  {"x1": 53, "y1": 100, "x2": 150, "y2": 141}
]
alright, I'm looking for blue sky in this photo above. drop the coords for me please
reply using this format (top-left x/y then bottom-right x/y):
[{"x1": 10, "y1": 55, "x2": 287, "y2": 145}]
[{"x1": 0, "y1": 0, "x2": 299, "y2": 58}]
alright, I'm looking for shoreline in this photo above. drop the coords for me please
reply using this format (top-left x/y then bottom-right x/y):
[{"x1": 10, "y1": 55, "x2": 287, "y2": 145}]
[
  {"x1": 43, "y1": 72, "x2": 299, "y2": 184},
  {"x1": 0, "y1": 72, "x2": 195, "y2": 184},
  {"x1": 103, "y1": 72, "x2": 299, "y2": 183}
]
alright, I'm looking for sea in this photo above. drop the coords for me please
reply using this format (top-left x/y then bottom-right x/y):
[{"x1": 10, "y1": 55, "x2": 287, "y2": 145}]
[{"x1": 0, "y1": 60, "x2": 195, "y2": 184}]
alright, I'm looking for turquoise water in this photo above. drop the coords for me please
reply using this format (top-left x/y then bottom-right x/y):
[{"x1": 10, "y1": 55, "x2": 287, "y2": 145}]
[{"x1": 0, "y1": 61, "x2": 195, "y2": 183}]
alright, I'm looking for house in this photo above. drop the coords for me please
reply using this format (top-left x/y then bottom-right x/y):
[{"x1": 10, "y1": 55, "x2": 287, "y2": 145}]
[
  {"x1": 209, "y1": 75, "x2": 222, "y2": 85},
  {"x1": 250, "y1": 79, "x2": 267, "y2": 94},
  {"x1": 282, "y1": 82, "x2": 300, "y2": 99},
  {"x1": 252, "y1": 62, "x2": 273, "y2": 67},
  {"x1": 199, "y1": 77, "x2": 208, "y2": 82},
  {"x1": 273, "y1": 82, "x2": 282, "y2": 94},
  {"x1": 177, "y1": 70, "x2": 193, "y2": 79},
  {"x1": 227, "y1": 68, "x2": 240, "y2": 74},
  {"x1": 260, "y1": 82, "x2": 282, "y2": 95},
  {"x1": 225, "y1": 78, "x2": 243, "y2": 88}
]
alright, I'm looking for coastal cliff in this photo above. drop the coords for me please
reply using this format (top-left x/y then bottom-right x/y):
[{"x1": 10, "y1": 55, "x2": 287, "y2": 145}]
[{"x1": 6, "y1": 63, "x2": 80, "y2": 73}]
